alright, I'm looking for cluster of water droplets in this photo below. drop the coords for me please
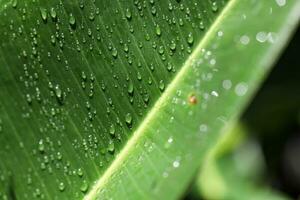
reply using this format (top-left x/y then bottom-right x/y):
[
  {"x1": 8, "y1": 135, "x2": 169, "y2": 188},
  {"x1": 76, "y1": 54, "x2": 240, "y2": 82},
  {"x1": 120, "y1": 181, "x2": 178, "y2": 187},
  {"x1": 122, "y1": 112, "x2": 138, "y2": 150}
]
[{"x1": 0, "y1": 0, "x2": 227, "y2": 199}]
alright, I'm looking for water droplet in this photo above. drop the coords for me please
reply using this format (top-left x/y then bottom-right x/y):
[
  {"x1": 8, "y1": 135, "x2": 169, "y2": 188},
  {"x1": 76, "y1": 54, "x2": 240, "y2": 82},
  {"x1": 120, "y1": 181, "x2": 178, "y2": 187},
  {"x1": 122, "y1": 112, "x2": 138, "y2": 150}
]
[
  {"x1": 12, "y1": 0, "x2": 17, "y2": 8},
  {"x1": 240, "y1": 35, "x2": 250, "y2": 45},
  {"x1": 50, "y1": 8, "x2": 57, "y2": 20},
  {"x1": 123, "y1": 43, "x2": 129, "y2": 52},
  {"x1": 187, "y1": 33, "x2": 194, "y2": 45},
  {"x1": 211, "y1": 91, "x2": 219, "y2": 97},
  {"x1": 211, "y1": 2, "x2": 218, "y2": 12},
  {"x1": 26, "y1": 94, "x2": 32, "y2": 104},
  {"x1": 125, "y1": 113, "x2": 132, "y2": 125},
  {"x1": 145, "y1": 33, "x2": 150, "y2": 41},
  {"x1": 167, "y1": 63, "x2": 173, "y2": 71},
  {"x1": 89, "y1": 13, "x2": 95, "y2": 21},
  {"x1": 199, "y1": 124, "x2": 208, "y2": 132},
  {"x1": 217, "y1": 31, "x2": 223, "y2": 37},
  {"x1": 57, "y1": 152, "x2": 62, "y2": 160},
  {"x1": 159, "y1": 80, "x2": 165, "y2": 91},
  {"x1": 69, "y1": 14, "x2": 76, "y2": 26},
  {"x1": 125, "y1": 8, "x2": 132, "y2": 20},
  {"x1": 275, "y1": 0, "x2": 286, "y2": 7},
  {"x1": 173, "y1": 160, "x2": 180, "y2": 168},
  {"x1": 51, "y1": 35, "x2": 56, "y2": 45},
  {"x1": 155, "y1": 25, "x2": 161, "y2": 36},
  {"x1": 112, "y1": 48, "x2": 118, "y2": 58},
  {"x1": 127, "y1": 81, "x2": 134, "y2": 95},
  {"x1": 137, "y1": 72, "x2": 142, "y2": 81},
  {"x1": 222, "y1": 80, "x2": 232, "y2": 90},
  {"x1": 55, "y1": 85, "x2": 62, "y2": 98},
  {"x1": 256, "y1": 32, "x2": 268, "y2": 43},
  {"x1": 80, "y1": 180, "x2": 89, "y2": 193},
  {"x1": 58, "y1": 182, "x2": 65, "y2": 192},
  {"x1": 77, "y1": 168, "x2": 84, "y2": 177},
  {"x1": 235, "y1": 82, "x2": 248, "y2": 96},
  {"x1": 170, "y1": 41, "x2": 176, "y2": 51},
  {"x1": 79, "y1": 1, "x2": 84, "y2": 9},
  {"x1": 199, "y1": 21, "x2": 205, "y2": 30},
  {"x1": 162, "y1": 172, "x2": 169, "y2": 178},
  {"x1": 38, "y1": 139, "x2": 45, "y2": 153},
  {"x1": 40, "y1": 8, "x2": 47, "y2": 21},
  {"x1": 35, "y1": 188, "x2": 41, "y2": 197},
  {"x1": 158, "y1": 46, "x2": 164, "y2": 55},
  {"x1": 164, "y1": 137, "x2": 173, "y2": 149},
  {"x1": 107, "y1": 140, "x2": 115, "y2": 153},
  {"x1": 143, "y1": 94, "x2": 150, "y2": 104},
  {"x1": 151, "y1": 7, "x2": 157, "y2": 15},
  {"x1": 109, "y1": 124, "x2": 115, "y2": 136}
]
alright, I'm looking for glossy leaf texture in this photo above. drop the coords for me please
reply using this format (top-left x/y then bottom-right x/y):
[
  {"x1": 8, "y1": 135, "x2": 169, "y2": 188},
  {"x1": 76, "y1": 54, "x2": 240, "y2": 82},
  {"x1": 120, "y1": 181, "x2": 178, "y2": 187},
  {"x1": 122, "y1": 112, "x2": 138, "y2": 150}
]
[{"x1": 0, "y1": 0, "x2": 299, "y2": 200}]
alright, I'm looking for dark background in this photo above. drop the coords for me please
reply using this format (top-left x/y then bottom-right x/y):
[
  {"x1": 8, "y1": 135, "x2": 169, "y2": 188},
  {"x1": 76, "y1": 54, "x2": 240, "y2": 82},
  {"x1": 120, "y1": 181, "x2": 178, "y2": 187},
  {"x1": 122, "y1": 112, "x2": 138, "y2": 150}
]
[{"x1": 244, "y1": 26, "x2": 300, "y2": 198}]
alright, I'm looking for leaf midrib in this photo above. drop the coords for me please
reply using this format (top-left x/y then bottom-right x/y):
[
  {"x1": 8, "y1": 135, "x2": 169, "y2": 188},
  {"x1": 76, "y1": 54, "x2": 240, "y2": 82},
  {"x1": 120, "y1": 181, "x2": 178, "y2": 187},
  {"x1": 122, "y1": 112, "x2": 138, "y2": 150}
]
[{"x1": 84, "y1": 0, "x2": 238, "y2": 199}]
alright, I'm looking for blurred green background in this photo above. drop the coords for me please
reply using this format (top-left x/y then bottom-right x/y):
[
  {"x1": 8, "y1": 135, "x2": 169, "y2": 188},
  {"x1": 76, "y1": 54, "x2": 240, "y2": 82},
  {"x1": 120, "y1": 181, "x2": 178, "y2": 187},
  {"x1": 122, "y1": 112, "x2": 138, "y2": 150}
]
[{"x1": 244, "y1": 26, "x2": 300, "y2": 199}]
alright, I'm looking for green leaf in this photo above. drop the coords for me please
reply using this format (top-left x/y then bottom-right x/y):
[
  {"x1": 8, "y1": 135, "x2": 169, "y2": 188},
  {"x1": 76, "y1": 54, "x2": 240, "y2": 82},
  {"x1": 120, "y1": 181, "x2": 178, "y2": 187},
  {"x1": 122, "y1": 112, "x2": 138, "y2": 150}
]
[{"x1": 0, "y1": 0, "x2": 299, "y2": 200}]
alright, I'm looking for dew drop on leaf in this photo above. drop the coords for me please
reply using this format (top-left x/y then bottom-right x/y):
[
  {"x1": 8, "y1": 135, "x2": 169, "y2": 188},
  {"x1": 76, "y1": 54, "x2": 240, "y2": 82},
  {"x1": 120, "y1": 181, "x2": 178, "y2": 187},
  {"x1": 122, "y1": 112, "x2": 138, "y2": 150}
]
[
  {"x1": 137, "y1": 72, "x2": 142, "y2": 81},
  {"x1": 127, "y1": 81, "x2": 134, "y2": 95},
  {"x1": 26, "y1": 94, "x2": 32, "y2": 104},
  {"x1": 109, "y1": 124, "x2": 115, "y2": 136},
  {"x1": 173, "y1": 160, "x2": 180, "y2": 168},
  {"x1": 112, "y1": 48, "x2": 118, "y2": 58},
  {"x1": 50, "y1": 8, "x2": 57, "y2": 20},
  {"x1": 155, "y1": 25, "x2": 161, "y2": 36},
  {"x1": 107, "y1": 140, "x2": 115, "y2": 153},
  {"x1": 80, "y1": 180, "x2": 89, "y2": 193},
  {"x1": 275, "y1": 0, "x2": 286, "y2": 7},
  {"x1": 235, "y1": 82, "x2": 248, "y2": 96},
  {"x1": 55, "y1": 85, "x2": 62, "y2": 99},
  {"x1": 81, "y1": 71, "x2": 87, "y2": 82},
  {"x1": 211, "y1": 2, "x2": 218, "y2": 12},
  {"x1": 69, "y1": 14, "x2": 76, "y2": 26},
  {"x1": 58, "y1": 182, "x2": 65, "y2": 192},
  {"x1": 164, "y1": 137, "x2": 173, "y2": 149},
  {"x1": 199, "y1": 21, "x2": 205, "y2": 30},
  {"x1": 38, "y1": 139, "x2": 45, "y2": 153},
  {"x1": 159, "y1": 80, "x2": 165, "y2": 91},
  {"x1": 77, "y1": 168, "x2": 84, "y2": 177},
  {"x1": 125, "y1": 8, "x2": 132, "y2": 20},
  {"x1": 123, "y1": 43, "x2": 129, "y2": 52},
  {"x1": 56, "y1": 152, "x2": 62, "y2": 160},
  {"x1": 187, "y1": 32, "x2": 194, "y2": 45},
  {"x1": 12, "y1": 0, "x2": 17, "y2": 8},
  {"x1": 170, "y1": 41, "x2": 176, "y2": 51},
  {"x1": 40, "y1": 8, "x2": 47, "y2": 21},
  {"x1": 125, "y1": 113, "x2": 132, "y2": 125}
]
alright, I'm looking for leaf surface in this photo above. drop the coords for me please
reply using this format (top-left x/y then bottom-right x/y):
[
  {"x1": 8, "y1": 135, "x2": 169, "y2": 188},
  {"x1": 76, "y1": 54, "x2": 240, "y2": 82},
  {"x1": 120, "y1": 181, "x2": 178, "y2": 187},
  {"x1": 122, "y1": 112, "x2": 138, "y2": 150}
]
[{"x1": 0, "y1": 0, "x2": 299, "y2": 199}]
